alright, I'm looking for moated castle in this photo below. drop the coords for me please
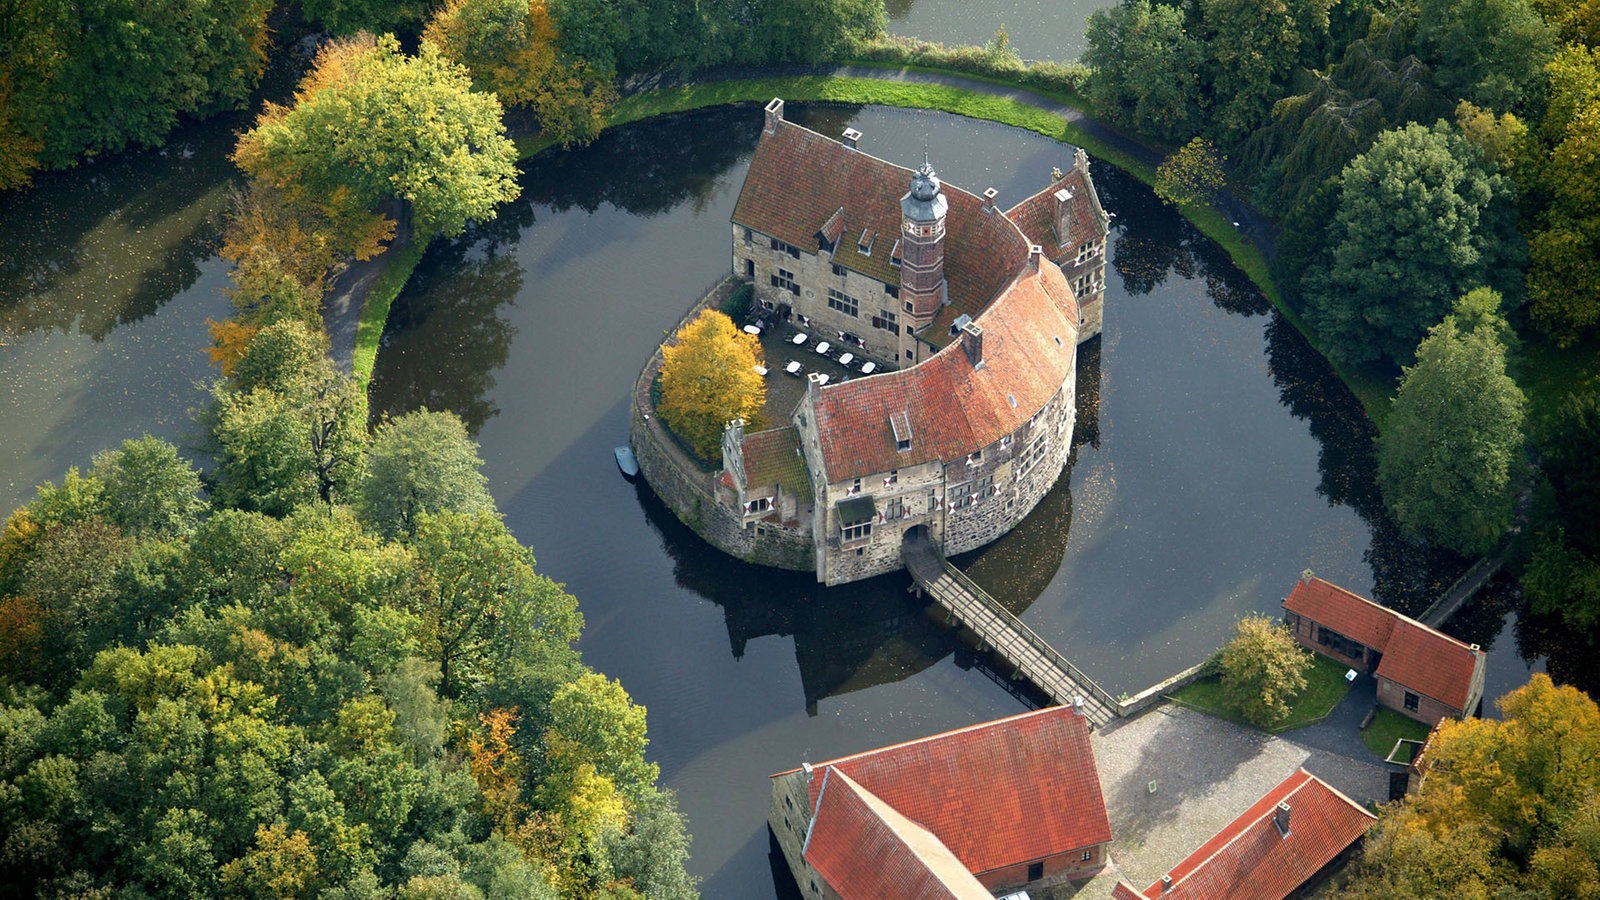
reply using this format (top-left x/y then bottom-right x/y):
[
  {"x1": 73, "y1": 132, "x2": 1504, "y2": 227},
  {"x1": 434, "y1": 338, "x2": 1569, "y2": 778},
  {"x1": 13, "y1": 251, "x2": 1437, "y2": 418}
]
[{"x1": 633, "y1": 99, "x2": 1109, "y2": 585}]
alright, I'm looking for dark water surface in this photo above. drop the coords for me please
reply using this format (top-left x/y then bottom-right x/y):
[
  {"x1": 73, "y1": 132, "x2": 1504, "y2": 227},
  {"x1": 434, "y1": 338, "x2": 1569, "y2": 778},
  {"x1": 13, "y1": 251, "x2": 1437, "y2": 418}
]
[
  {"x1": 885, "y1": 0, "x2": 1105, "y2": 62},
  {"x1": 370, "y1": 105, "x2": 1550, "y2": 896}
]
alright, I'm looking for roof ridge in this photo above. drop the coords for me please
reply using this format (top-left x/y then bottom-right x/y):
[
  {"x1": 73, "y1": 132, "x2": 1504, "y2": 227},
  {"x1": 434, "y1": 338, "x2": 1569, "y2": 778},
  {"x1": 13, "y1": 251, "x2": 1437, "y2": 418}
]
[
  {"x1": 1164, "y1": 768, "x2": 1314, "y2": 890},
  {"x1": 769, "y1": 705, "x2": 1081, "y2": 777},
  {"x1": 1306, "y1": 577, "x2": 1477, "y2": 652}
]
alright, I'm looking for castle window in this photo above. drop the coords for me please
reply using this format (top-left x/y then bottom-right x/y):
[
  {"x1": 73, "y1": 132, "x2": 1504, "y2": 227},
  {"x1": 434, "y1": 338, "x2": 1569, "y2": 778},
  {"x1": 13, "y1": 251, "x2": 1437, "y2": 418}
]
[
  {"x1": 950, "y1": 482, "x2": 975, "y2": 509},
  {"x1": 770, "y1": 237, "x2": 802, "y2": 259},
  {"x1": 772, "y1": 268, "x2": 799, "y2": 295},
  {"x1": 744, "y1": 227, "x2": 753, "y2": 244},
  {"x1": 842, "y1": 521, "x2": 871, "y2": 542},
  {"x1": 1404, "y1": 691, "x2": 1420, "y2": 712},
  {"x1": 967, "y1": 449, "x2": 982, "y2": 466},
  {"x1": 1081, "y1": 849, "x2": 1093, "y2": 862},
  {"x1": 872, "y1": 309, "x2": 898, "y2": 332},
  {"x1": 884, "y1": 497, "x2": 907, "y2": 520},
  {"x1": 887, "y1": 470, "x2": 898, "y2": 485},
  {"x1": 745, "y1": 497, "x2": 771, "y2": 514},
  {"x1": 886, "y1": 284, "x2": 899, "y2": 299},
  {"x1": 975, "y1": 474, "x2": 995, "y2": 498},
  {"x1": 827, "y1": 289, "x2": 859, "y2": 318},
  {"x1": 832, "y1": 263, "x2": 846, "y2": 277}
]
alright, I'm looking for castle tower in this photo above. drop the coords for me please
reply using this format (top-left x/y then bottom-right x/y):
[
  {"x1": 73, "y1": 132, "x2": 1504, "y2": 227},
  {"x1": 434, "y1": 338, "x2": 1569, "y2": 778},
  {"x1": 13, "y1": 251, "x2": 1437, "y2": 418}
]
[{"x1": 898, "y1": 155, "x2": 948, "y2": 336}]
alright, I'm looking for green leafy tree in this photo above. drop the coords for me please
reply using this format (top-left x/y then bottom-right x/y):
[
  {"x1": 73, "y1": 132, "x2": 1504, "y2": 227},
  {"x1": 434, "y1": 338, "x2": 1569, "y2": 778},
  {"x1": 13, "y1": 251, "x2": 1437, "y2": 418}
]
[
  {"x1": 657, "y1": 309, "x2": 766, "y2": 460},
  {"x1": 1155, "y1": 138, "x2": 1228, "y2": 207},
  {"x1": 411, "y1": 512, "x2": 582, "y2": 699},
  {"x1": 1377, "y1": 291, "x2": 1525, "y2": 555},
  {"x1": 235, "y1": 35, "x2": 520, "y2": 239},
  {"x1": 0, "y1": 0, "x2": 273, "y2": 187},
  {"x1": 299, "y1": 0, "x2": 434, "y2": 35},
  {"x1": 602, "y1": 788, "x2": 698, "y2": 900},
  {"x1": 1198, "y1": 0, "x2": 1333, "y2": 145},
  {"x1": 1526, "y1": 47, "x2": 1600, "y2": 345},
  {"x1": 1302, "y1": 122, "x2": 1523, "y2": 365},
  {"x1": 88, "y1": 437, "x2": 206, "y2": 539},
  {"x1": 1084, "y1": 1, "x2": 1205, "y2": 143},
  {"x1": 1217, "y1": 613, "x2": 1312, "y2": 727},
  {"x1": 232, "y1": 320, "x2": 331, "y2": 395},
  {"x1": 545, "y1": 673, "x2": 658, "y2": 801},
  {"x1": 1415, "y1": 0, "x2": 1557, "y2": 112},
  {"x1": 362, "y1": 410, "x2": 495, "y2": 539}
]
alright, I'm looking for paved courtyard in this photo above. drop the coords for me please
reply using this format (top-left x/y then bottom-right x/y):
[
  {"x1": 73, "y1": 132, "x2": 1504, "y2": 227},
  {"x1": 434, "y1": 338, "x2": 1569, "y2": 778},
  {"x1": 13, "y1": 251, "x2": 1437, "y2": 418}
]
[{"x1": 1075, "y1": 684, "x2": 1390, "y2": 896}]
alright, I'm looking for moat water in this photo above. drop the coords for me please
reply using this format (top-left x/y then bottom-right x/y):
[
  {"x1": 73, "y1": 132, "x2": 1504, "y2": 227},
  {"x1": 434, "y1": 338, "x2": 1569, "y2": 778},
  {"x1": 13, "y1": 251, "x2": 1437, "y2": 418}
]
[{"x1": 0, "y1": 100, "x2": 1568, "y2": 900}]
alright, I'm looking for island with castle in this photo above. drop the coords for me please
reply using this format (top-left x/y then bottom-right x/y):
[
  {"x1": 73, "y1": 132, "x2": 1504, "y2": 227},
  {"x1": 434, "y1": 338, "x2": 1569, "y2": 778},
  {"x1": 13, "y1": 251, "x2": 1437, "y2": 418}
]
[{"x1": 631, "y1": 98, "x2": 1110, "y2": 585}]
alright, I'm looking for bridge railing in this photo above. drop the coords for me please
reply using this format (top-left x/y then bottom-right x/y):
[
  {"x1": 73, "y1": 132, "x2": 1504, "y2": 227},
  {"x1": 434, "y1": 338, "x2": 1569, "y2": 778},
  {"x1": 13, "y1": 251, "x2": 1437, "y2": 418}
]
[{"x1": 939, "y1": 561, "x2": 1122, "y2": 714}]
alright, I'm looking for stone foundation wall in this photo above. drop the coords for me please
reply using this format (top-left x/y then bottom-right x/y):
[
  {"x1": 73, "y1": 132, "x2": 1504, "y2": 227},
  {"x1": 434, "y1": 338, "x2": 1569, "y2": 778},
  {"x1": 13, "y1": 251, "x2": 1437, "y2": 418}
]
[
  {"x1": 769, "y1": 769, "x2": 828, "y2": 900},
  {"x1": 631, "y1": 280, "x2": 814, "y2": 571}
]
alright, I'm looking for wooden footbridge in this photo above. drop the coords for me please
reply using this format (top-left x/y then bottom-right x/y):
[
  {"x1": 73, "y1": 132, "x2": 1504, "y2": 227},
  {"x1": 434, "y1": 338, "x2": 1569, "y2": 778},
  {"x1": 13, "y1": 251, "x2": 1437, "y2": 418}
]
[{"x1": 903, "y1": 531, "x2": 1120, "y2": 727}]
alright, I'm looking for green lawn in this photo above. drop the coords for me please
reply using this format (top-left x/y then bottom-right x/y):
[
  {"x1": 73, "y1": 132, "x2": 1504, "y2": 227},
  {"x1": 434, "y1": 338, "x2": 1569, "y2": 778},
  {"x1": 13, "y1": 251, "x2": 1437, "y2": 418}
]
[
  {"x1": 1167, "y1": 654, "x2": 1353, "y2": 733},
  {"x1": 351, "y1": 239, "x2": 428, "y2": 414},
  {"x1": 1361, "y1": 706, "x2": 1432, "y2": 759}
]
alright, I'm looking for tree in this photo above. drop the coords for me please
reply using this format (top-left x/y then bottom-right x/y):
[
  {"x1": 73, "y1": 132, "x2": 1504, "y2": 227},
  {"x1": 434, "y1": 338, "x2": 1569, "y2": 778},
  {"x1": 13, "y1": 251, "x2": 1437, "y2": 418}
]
[
  {"x1": 1084, "y1": 1, "x2": 1205, "y2": 143},
  {"x1": 1217, "y1": 613, "x2": 1312, "y2": 727},
  {"x1": 545, "y1": 674, "x2": 658, "y2": 801},
  {"x1": 1155, "y1": 138, "x2": 1228, "y2": 207},
  {"x1": 1378, "y1": 291, "x2": 1525, "y2": 555},
  {"x1": 1198, "y1": 0, "x2": 1333, "y2": 146},
  {"x1": 1302, "y1": 122, "x2": 1523, "y2": 365},
  {"x1": 1415, "y1": 0, "x2": 1557, "y2": 113},
  {"x1": 299, "y1": 0, "x2": 434, "y2": 35},
  {"x1": 362, "y1": 410, "x2": 495, "y2": 539},
  {"x1": 601, "y1": 788, "x2": 698, "y2": 900},
  {"x1": 1339, "y1": 675, "x2": 1600, "y2": 897},
  {"x1": 89, "y1": 437, "x2": 206, "y2": 538},
  {"x1": 0, "y1": 0, "x2": 273, "y2": 186},
  {"x1": 424, "y1": 0, "x2": 617, "y2": 147},
  {"x1": 657, "y1": 309, "x2": 765, "y2": 460},
  {"x1": 410, "y1": 512, "x2": 582, "y2": 699},
  {"x1": 1526, "y1": 47, "x2": 1600, "y2": 346},
  {"x1": 235, "y1": 35, "x2": 520, "y2": 239}
]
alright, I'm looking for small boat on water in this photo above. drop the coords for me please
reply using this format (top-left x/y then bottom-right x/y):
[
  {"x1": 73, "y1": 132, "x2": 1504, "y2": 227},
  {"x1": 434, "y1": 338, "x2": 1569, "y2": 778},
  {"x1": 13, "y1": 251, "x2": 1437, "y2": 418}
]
[{"x1": 614, "y1": 444, "x2": 639, "y2": 479}]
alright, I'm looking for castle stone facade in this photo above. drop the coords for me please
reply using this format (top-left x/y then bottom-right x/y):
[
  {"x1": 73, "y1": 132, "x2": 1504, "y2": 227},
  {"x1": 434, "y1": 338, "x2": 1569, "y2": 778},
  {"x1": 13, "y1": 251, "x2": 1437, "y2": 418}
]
[{"x1": 666, "y1": 98, "x2": 1109, "y2": 586}]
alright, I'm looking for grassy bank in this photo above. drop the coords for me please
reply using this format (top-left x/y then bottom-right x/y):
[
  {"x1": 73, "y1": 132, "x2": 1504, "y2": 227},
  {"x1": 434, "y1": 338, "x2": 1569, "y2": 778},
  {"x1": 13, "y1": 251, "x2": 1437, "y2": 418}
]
[
  {"x1": 351, "y1": 239, "x2": 428, "y2": 410},
  {"x1": 585, "y1": 72, "x2": 1393, "y2": 424},
  {"x1": 1361, "y1": 706, "x2": 1431, "y2": 759},
  {"x1": 1167, "y1": 654, "x2": 1352, "y2": 733}
]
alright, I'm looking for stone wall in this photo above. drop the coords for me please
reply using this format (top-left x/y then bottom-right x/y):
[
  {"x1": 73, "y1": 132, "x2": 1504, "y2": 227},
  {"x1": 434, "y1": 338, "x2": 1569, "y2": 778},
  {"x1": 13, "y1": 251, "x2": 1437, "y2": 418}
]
[
  {"x1": 768, "y1": 769, "x2": 827, "y2": 900},
  {"x1": 631, "y1": 280, "x2": 814, "y2": 572},
  {"x1": 734, "y1": 224, "x2": 906, "y2": 366}
]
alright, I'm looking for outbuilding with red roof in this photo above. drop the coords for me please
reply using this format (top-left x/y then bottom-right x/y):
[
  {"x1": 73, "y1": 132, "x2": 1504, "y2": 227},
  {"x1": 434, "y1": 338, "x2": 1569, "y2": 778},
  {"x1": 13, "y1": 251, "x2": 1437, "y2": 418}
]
[
  {"x1": 769, "y1": 705, "x2": 1113, "y2": 898},
  {"x1": 1282, "y1": 575, "x2": 1487, "y2": 725}
]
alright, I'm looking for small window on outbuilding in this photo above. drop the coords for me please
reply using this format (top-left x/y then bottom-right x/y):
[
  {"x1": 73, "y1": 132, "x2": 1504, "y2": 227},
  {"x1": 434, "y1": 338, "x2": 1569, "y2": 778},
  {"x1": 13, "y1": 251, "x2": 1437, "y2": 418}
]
[
  {"x1": 1028, "y1": 862, "x2": 1044, "y2": 881},
  {"x1": 1404, "y1": 690, "x2": 1420, "y2": 712}
]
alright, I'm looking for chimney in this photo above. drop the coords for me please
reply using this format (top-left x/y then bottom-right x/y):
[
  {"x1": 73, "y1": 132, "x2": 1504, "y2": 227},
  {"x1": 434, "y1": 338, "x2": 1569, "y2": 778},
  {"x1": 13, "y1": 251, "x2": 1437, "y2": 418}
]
[
  {"x1": 1161, "y1": 875, "x2": 1173, "y2": 893},
  {"x1": 1054, "y1": 188, "x2": 1073, "y2": 247},
  {"x1": 1029, "y1": 244, "x2": 1043, "y2": 270},
  {"x1": 802, "y1": 762, "x2": 814, "y2": 781},
  {"x1": 841, "y1": 127, "x2": 861, "y2": 149},
  {"x1": 960, "y1": 322, "x2": 984, "y2": 368},
  {"x1": 982, "y1": 187, "x2": 998, "y2": 213},
  {"x1": 807, "y1": 371, "x2": 825, "y2": 399},
  {"x1": 1274, "y1": 801, "x2": 1291, "y2": 837},
  {"x1": 764, "y1": 98, "x2": 784, "y2": 134}
]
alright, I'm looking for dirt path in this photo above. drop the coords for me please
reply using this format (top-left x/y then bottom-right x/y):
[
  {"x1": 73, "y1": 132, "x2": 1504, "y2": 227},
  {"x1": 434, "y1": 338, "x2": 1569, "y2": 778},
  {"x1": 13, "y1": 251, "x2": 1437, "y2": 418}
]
[{"x1": 321, "y1": 198, "x2": 410, "y2": 374}]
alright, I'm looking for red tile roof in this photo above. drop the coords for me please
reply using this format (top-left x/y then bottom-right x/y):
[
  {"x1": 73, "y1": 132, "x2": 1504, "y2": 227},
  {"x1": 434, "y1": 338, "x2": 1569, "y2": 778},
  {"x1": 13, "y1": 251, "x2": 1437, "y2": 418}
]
[
  {"x1": 740, "y1": 425, "x2": 812, "y2": 502},
  {"x1": 1006, "y1": 163, "x2": 1108, "y2": 264},
  {"x1": 809, "y1": 260, "x2": 1079, "y2": 482},
  {"x1": 1132, "y1": 769, "x2": 1376, "y2": 900},
  {"x1": 782, "y1": 705, "x2": 1111, "y2": 878},
  {"x1": 1282, "y1": 577, "x2": 1396, "y2": 651},
  {"x1": 731, "y1": 110, "x2": 1028, "y2": 336},
  {"x1": 804, "y1": 769, "x2": 992, "y2": 899},
  {"x1": 1283, "y1": 577, "x2": 1484, "y2": 710},
  {"x1": 1376, "y1": 618, "x2": 1482, "y2": 712}
]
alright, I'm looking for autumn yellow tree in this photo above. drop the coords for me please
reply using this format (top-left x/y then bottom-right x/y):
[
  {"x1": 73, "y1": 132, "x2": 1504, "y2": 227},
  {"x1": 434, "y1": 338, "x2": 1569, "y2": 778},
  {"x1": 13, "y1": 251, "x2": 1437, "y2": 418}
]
[
  {"x1": 423, "y1": 0, "x2": 616, "y2": 147},
  {"x1": 657, "y1": 309, "x2": 765, "y2": 461},
  {"x1": 1217, "y1": 613, "x2": 1312, "y2": 727},
  {"x1": 1339, "y1": 674, "x2": 1600, "y2": 898}
]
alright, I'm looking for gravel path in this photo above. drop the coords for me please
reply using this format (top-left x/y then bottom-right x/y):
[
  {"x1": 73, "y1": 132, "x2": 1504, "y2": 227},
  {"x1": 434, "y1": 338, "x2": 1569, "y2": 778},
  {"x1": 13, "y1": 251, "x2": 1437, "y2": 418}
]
[{"x1": 1086, "y1": 698, "x2": 1389, "y2": 893}]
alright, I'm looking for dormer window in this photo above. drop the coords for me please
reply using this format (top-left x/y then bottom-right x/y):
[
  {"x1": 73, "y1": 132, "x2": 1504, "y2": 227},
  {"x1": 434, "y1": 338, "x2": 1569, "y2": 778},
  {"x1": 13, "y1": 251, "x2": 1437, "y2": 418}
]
[
  {"x1": 890, "y1": 239, "x2": 902, "y2": 267},
  {"x1": 890, "y1": 411, "x2": 913, "y2": 452},
  {"x1": 858, "y1": 229, "x2": 874, "y2": 255}
]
